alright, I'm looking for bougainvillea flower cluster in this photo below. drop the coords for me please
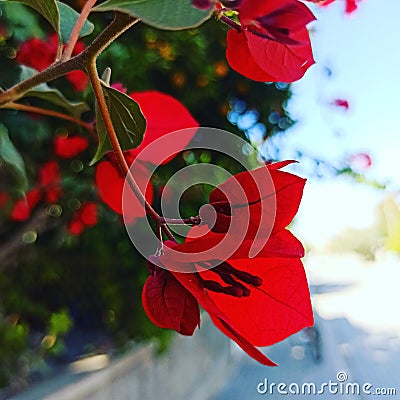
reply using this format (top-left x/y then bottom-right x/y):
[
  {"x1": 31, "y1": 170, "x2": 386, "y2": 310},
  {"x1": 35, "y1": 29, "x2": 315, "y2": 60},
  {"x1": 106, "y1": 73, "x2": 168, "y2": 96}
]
[
  {"x1": 10, "y1": 161, "x2": 62, "y2": 221},
  {"x1": 193, "y1": 0, "x2": 361, "y2": 82},
  {"x1": 225, "y1": 0, "x2": 316, "y2": 82},
  {"x1": 306, "y1": 0, "x2": 360, "y2": 14},
  {"x1": 68, "y1": 202, "x2": 98, "y2": 236},
  {"x1": 142, "y1": 162, "x2": 313, "y2": 365},
  {"x1": 9, "y1": 134, "x2": 89, "y2": 223},
  {"x1": 16, "y1": 33, "x2": 88, "y2": 92},
  {"x1": 54, "y1": 135, "x2": 89, "y2": 158}
]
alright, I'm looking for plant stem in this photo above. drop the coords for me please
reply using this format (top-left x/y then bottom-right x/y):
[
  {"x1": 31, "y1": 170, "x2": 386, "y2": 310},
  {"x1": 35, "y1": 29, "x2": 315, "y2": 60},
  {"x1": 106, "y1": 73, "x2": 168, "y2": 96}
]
[
  {"x1": 218, "y1": 14, "x2": 242, "y2": 31},
  {"x1": 0, "y1": 12, "x2": 138, "y2": 107},
  {"x1": 62, "y1": 0, "x2": 98, "y2": 61},
  {"x1": 3, "y1": 103, "x2": 95, "y2": 137},
  {"x1": 86, "y1": 59, "x2": 160, "y2": 221},
  {"x1": 217, "y1": 13, "x2": 300, "y2": 45},
  {"x1": 161, "y1": 217, "x2": 201, "y2": 225},
  {"x1": 78, "y1": 12, "x2": 139, "y2": 59},
  {"x1": 87, "y1": 59, "x2": 179, "y2": 243}
]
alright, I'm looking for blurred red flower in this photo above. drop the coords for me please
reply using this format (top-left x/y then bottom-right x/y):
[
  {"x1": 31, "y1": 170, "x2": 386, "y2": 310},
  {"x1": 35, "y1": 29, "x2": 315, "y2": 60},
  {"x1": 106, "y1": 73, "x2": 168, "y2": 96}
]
[
  {"x1": 54, "y1": 135, "x2": 89, "y2": 158},
  {"x1": 349, "y1": 152, "x2": 372, "y2": 171},
  {"x1": 331, "y1": 98, "x2": 349, "y2": 110},
  {"x1": 68, "y1": 202, "x2": 98, "y2": 236},
  {"x1": 38, "y1": 161, "x2": 62, "y2": 203},
  {"x1": 0, "y1": 192, "x2": 9, "y2": 209},
  {"x1": 16, "y1": 34, "x2": 88, "y2": 91},
  {"x1": 306, "y1": 0, "x2": 359, "y2": 14},
  {"x1": 10, "y1": 189, "x2": 42, "y2": 221},
  {"x1": 10, "y1": 161, "x2": 62, "y2": 221}
]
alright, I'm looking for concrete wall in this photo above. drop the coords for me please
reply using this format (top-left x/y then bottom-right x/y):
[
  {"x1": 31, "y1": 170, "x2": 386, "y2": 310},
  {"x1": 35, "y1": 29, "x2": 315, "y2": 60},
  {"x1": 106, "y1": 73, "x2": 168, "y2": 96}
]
[{"x1": 11, "y1": 316, "x2": 236, "y2": 400}]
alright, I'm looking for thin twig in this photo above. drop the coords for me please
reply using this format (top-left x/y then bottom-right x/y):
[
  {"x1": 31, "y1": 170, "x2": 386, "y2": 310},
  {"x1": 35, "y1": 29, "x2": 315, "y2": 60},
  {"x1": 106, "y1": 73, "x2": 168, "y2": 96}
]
[
  {"x1": 86, "y1": 59, "x2": 160, "y2": 221},
  {"x1": 87, "y1": 58, "x2": 177, "y2": 243},
  {"x1": 3, "y1": 103, "x2": 96, "y2": 138},
  {"x1": 0, "y1": 13, "x2": 138, "y2": 107},
  {"x1": 161, "y1": 217, "x2": 201, "y2": 225},
  {"x1": 62, "y1": 0, "x2": 98, "y2": 61}
]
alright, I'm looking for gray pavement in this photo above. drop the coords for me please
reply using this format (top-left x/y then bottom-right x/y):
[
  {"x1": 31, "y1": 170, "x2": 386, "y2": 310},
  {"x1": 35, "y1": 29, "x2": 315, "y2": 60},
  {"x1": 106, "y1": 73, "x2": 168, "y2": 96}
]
[{"x1": 212, "y1": 252, "x2": 400, "y2": 400}]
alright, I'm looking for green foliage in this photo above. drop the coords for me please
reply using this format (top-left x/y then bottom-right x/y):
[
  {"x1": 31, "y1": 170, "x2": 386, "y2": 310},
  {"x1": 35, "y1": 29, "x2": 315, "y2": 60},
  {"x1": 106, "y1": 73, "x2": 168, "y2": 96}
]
[
  {"x1": 0, "y1": 315, "x2": 29, "y2": 388},
  {"x1": 380, "y1": 197, "x2": 400, "y2": 252},
  {"x1": 0, "y1": 123, "x2": 28, "y2": 192},
  {"x1": 49, "y1": 309, "x2": 73, "y2": 335},
  {"x1": 1, "y1": 0, "x2": 60, "y2": 35},
  {"x1": 20, "y1": 66, "x2": 90, "y2": 117},
  {"x1": 94, "y1": 0, "x2": 213, "y2": 30},
  {"x1": 327, "y1": 196, "x2": 400, "y2": 258},
  {"x1": 57, "y1": 1, "x2": 94, "y2": 43},
  {"x1": 2, "y1": 2, "x2": 45, "y2": 41},
  {"x1": 337, "y1": 167, "x2": 386, "y2": 190},
  {"x1": 1, "y1": 0, "x2": 94, "y2": 43}
]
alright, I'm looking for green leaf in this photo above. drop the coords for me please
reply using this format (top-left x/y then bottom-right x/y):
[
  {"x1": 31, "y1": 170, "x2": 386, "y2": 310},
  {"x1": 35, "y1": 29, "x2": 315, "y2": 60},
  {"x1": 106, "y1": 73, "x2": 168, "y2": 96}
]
[
  {"x1": 57, "y1": 1, "x2": 94, "y2": 43},
  {"x1": 93, "y1": 0, "x2": 213, "y2": 30},
  {"x1": 91, "y1": 84, "x2": 146, "y2": 165},
  {"x1": 19, "y1": 67, "x2": 89, "y2": 118},
  {"x1": 1, "y1": 0, "x2": 60, "y2": 34},
  {"x1": 3, "y1": 2, "x2": 45, "y2": 41},
  {"x1": 0, "y1": 124, "x2": 28, "y2": 192},
  {"x1": 49, "y1": 310, "x2": 73, "y2": 336},
  {"x1": 2, "y1": 1, "x2": 94, "y2": 43}
]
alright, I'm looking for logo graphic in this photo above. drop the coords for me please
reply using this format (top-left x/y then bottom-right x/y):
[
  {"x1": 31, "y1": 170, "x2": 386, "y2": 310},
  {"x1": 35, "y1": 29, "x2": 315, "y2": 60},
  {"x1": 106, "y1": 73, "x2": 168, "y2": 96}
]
[{"x1": 122, "y1": 127, "x2": 277, "y2": 273}]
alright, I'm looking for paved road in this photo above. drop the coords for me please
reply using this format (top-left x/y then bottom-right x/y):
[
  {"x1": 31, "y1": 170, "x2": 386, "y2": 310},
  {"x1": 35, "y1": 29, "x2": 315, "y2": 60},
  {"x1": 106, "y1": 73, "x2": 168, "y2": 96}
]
[{"x1": 212, "y1": 252, "x2": 400, "y2": 399}]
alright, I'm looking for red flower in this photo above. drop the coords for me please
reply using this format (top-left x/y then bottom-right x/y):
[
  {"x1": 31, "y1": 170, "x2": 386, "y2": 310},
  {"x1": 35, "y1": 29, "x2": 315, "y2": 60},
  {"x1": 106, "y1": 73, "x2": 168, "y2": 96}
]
[
  {"x1": 344, "y1": 0, "x2": 358, "y2": 14},
  {"x1": 201, "y1": 160, "x2": 305, "y2": 238},
  {"x1": 142, "y1": 161, "x2": 313, "y2": 365},
  {"x1": 306, "y1": 0, "x2": 359, "y2": 14},
  {"x1": 0, "y1": 192, "x2": 9, "y2": 209},
  {"x1": 127, "y1": 91, "x2": 199, "y2": 164},
  {"x1": 38, "y1": 161, "x2": 62, "y2": 203},
  {"x1": 10, "y1": 189, "x2": 42, "y2": 221},
  {"x1": 68, "y1": 202, "x2": 98, "y2": 236},
  {"x1": 66, "y1": 70, "x2": 89, "y2": 92},
  {"x1": 225, "y1": 0, "x2": 316, "y2": 82},
  {"x1": 16, "y1": 33, "x2": 88, "y2": 91},
  {"x1": 9, "y1": 161, "x2": 62, "y2": 221},
  {"x1": 111, "y1": 82, "x2": 127, "y2": 93},
  {"x1": 191, "y1": 0, "x2": 214, "y2": 10},
  {"x1": 96, "y1": 91, "x2": 199, "y2": 222},
  {"x1": 16, "y1": 37, "x2": 55, "y2": 71},
  {"x1": 349, "y1": 152, "x2": 372, "y2": 171},
  {"x1": 142, "y1": 260, "x2": 200, "y2": 335},
  {"x1": 54, "y1": 135, "x2": 89, "y2": 158},
  {"x1": 96, "y1": 157, "x2": 153, "y2": 223},
  {"x1": 331, "y1": 98, "x2": 349, "y2": 110}
]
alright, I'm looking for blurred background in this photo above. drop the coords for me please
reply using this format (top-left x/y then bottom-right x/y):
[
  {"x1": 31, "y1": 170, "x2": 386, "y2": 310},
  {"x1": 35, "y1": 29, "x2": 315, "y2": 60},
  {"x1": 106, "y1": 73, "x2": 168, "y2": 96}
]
[{"x1": 1, "y1": 0, "x2": 400, "y2": 398}]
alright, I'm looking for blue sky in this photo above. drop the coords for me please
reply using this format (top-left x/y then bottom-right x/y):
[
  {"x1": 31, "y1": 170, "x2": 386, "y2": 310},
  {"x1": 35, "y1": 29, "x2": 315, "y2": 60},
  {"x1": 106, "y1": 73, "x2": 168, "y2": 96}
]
[{"x1": 283, "y1": 0, "x2": 400, "y2": 246}]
